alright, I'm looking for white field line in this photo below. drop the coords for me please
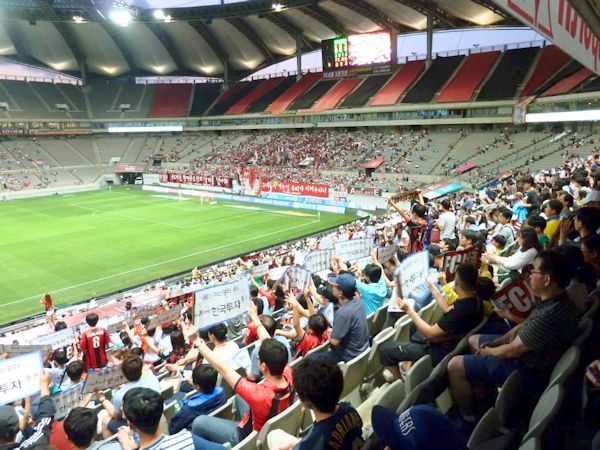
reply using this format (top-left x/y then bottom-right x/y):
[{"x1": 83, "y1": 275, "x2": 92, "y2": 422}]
[
  {"x1": 69, "y1": 203, "x2": 190, "y2": 229},
  {"x1": 0, "y1": 219, "x2": 318, "y2": 307}
]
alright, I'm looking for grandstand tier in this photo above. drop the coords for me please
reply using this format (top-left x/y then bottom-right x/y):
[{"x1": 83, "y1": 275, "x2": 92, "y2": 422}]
[
  {"x1": 148, "y1": 84, "x2": 193, "y2": 118},
  {"x1": 370, "y1": 61, "x2": 426, "y2": 106},
  {"x1": 247, "y1": 76, "x2": 297, "y2": 113},
  {"x1": 226, "y1": 77, "x2": 285, "y2": 115},
  {"x1": 266, "y1": 72, "x2": 322, "y2": 113},
  {"x1": 541, "y1": 68, "x2": 595, "y2": 97},
  {"x1": 436, "y1": 52, "x2": 500, "y2": 103},
  {"x1": 189, "y1": 83, "x2": 223, "y2": 116},
  {"x1": 340, "y1": 74, "x2": 391, "y2": 108},
  {"x1": 520, "y1": 46, "x2": 571, "y2": 97},
  {"x1": 289, "y1": 79, "x2": 338, "y2": 110},
  {"x1": 312, "y1": 79, "x2": 362, "y2": 111},
  {"x1": 402, "y1": 56, "x2": 464, "y2": 103},
  {"x1": 477, "y1": 47, "x2": 538, "y2": 100}
]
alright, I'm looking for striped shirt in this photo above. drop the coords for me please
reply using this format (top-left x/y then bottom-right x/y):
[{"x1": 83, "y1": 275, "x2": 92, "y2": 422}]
[{"x1": 144, "y1": 430, "x2": 194, "y2": 450}]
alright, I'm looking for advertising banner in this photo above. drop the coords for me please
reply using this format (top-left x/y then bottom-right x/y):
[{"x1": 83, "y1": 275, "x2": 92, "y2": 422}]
[{"x1": 259, "y1": 180, "x2": 330, "y2": 198}]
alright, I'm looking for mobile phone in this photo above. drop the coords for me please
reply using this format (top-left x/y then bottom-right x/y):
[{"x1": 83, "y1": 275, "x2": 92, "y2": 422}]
[{"x1": 587, "y1": 365, "x2": 600, "y2": 384}]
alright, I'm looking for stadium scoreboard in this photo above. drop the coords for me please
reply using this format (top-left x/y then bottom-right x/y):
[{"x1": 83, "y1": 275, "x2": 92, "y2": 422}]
[{"x1": 322, "y1": 31, "x2": 392, "y2": 76}]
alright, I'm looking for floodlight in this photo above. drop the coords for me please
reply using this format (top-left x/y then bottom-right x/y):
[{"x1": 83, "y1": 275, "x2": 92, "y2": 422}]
[
  {"x1": 109, "y1": 9, "x2": 132, "y2": 27},
  {"x1": 272, "y1": 3, "x2": 284, "y2": 12},
  {"x1": 72, "y1": 15, "x2": 85, "y2": 24},
  {"x1": 153, "y1": 9, "x2": 165, "y2": 20}
]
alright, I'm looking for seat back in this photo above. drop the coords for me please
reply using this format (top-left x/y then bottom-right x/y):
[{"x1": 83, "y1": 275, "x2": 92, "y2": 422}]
[
  {"x1": 365, "y1": 327, "x2": 395, "y2": 381},
  {"x1": 522, "y1": 385, "x2": 564, "y2": 443},
  {"x1": 573, "y1": 318, "x2": 593, "y2": 347},
  {"x1": 256, "y1": 401, "x2": 303, "y2": 449},
  {"x1": 418, "y1": 300, "x2": 436, "y2": 323},
  {"x1": 583, "y1": 297, "x2": 599, "y2": 321},
  {"x1": 232, "y1": 430, "x2": 258, "y2": 450},
  {"x1": 305, "y1": 340, "x2": 330, "y2": 357},
  {"x1": 467, "y1": 408, "x2": 503, "y2": 449},
  {"x1": 368, "y1": 305, "x2": 388, "y2": 337},
  {"x1": 545, "y1": 346, "x2": 580, "y2": 392},
  {"x1": 495, "y1": 371, "x2": 523, "y2": 427},
  {"x1": 519, "y1": 438, "x2": 541, "y2": 450},
  {"x1": 340, "y1": 347, "x2": 371, "y2": 399},
  {"x1": 405, "y1": 354, "x2": 433, "y2": 394},
  {"x1": 209, "y1": 396, "x2": 235, "y2": 420},
  {"x1": 393, "y1": 315, "x2": 412, "y2": 342},
  {"x1": 217, "y1": 373, "x2": 235, "y2": 399},
  {"x1": 289, "y1": 356, "x2": 303, "y2": 370},
  {"x1": 429, "y1": 303, "x2": 446, "y2": 324},
  {"x1": 163, "y1": 400, "x2": 178, "y2": 421},
  {"x1": 373, "y1": 379, "x2": 406, "y2": 412}
]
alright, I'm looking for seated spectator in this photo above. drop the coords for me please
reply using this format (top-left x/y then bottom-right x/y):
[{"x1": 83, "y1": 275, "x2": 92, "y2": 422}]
[
  {"x1": 380, "y1": 263, "x2": 482, "y2": 379},
  {"x1": 458, "y1": 229, "x2": 480, "y2": 251},
  {"x1": 168, "y1": 365, "x2": 227, "y2": 435},
  {"x1": 97, "y1": 354, "x2": 161, "y2": 438},
  {"x1": 491, "y1": 234, "x2": 507, "y2": 256},
  {"x1": 556, "y1": 244, "x2": 597, "y2": 311},
  {"x1": 482, "y1": 227, "x2": 540, "y2": 283},
  {"x1": 561, "y1": 206, "x2": 600, "y2": 245},
  {"x1": 63, "y1": 407, "x2": 98, "y2": 450},
  {"x1": 191, "y1": 336, "x2": 293, "y2": 446},
  {"x1": 543, "y1": 199, "x2": 562, "y2": 240},
  {"x1": 526, "y1": 215, "x2": 549, "y2": 249},
  {"x1": 355, "y1": 259, "x2": 388, "y2": 316},
  {"x1": 448, "y1": 251, "x2": 580, "y2": 425},
  {"x1": 284, "y1": 293, "x2": 328, "y2": 359},
  {"x1": 266, "y1": 357, "x2": 364, "y2": 449},
  {"x1": 582, "y1": 233, "x2": 600, "y2": 280},
  {"x1": 492, "y1": 208, "x2": 516, "y2": 246}
]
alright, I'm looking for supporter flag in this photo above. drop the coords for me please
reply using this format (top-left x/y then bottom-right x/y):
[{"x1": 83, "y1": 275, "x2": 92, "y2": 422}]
[{"x1": 248, "y1": 167, "x2": 256, "y2": 188}]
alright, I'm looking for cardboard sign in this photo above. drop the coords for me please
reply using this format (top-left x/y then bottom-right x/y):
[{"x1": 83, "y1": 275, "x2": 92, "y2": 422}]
[
  {"x1": 390, "y1": 190, "x2": 418, "y2": 202},
  {"x1": 376, "y1": 244, "x2": 397, "y2": 263},
  {"x1": 252, "y1": 263, "x2": 270, "y2": 278},
  {"x1": 443, "y1": 247, "x2": 482, "y2": 282},
  {"x1": 335, "y1": 238, "x2": 372, "y2": 263},
  {"x1": 304, "y1": 248, "x2": 335, "y2": 273},
  {"x1": 319, "y1": 236, "x2": 334, "y2": 249},
  {"x1": 147, "y1": 304, "x2": 183, "y2": 330},
  {"x1": 232, "y1": 348, "x2": 252, "y2": 371},
  {"x1": 269, "y1": 266, "x2": 289, "y2": 281},
  {"x1": 491, "y1": 277, "x2": 535, "y2": 319},
  {"x1": 194, "y1": 278, "x2": 250, "y2": 329},
  {"x1": 31, "y1": 328, "x2": 75, "y2": 350},
  {"x1": 52, "y1": 383, "x2": 84, "y2": 420},
  {"x1": 0, "y1": 352, "x2": 44, "y2": 406},
  {"x1": 0, "y1": 344, "x2": 52, "y2": 358},
  {"x1": 82, "y1": 365, "x2": 129, "y2": 394},
  {"x1": 395, "y1": 251, "x2": 429, "y2": 298},
  {"x1": 287, "y1": 266, "x2": 312, "y2": 293}
]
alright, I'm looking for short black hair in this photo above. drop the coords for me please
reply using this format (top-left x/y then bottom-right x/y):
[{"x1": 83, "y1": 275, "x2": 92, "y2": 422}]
[
  {"x1": 64, "y1": 407, "x2": 97, "y2": 448},
  {"x1": 252, "y1": 297, "x2": 264, "y2": 315},
  {"x1": 441, "y1": 199, "x2": 452, "y2": 210},
  {"x1": 526, "y1": 215, "x2": 546, "y2": 231},
  {"x1": 293, "y1": 357, "x2": 343, "y2": 413},
  {"x1": 475, "y1": 277, "x2": 496, "y2": 301},
  {"x1": 54, "y1": 321, "x2": 67, "y2": 331},
  {"x1": 559, "y1": 192, "x2": 574, "y2": 208},
  {"x1": 192, "y1": 365, "x2": 217, "y2": 394},
  {"x1": 545, "y1": 199, "x2": 562, "y2": 215},
  {"x1": 66, "y1": 360, "x2": 85, "y2": 382},
  {"x1": 492, "y1": 234, "x2": 506, "y2": 248},
  {"x1": 455, "y1": 263, "x2": 478, "y2": 291},
  {"x1": 258, "y1": 338, "x2": 288, "y2": 376},
  {"x1": 498, "y1": 208, "x2": 513, "y2": 220},
  {"x1": 208, "y1": 323, "x2": 228, "y2": 342},
  {"x1": 121, "y1": 355, "x2": 143, "y2": 382},
  {"x1": 170, "y1": 330, "x2": 186, "y2": 353},
  {"x1": 461, "y1": 229, "x2": 479, "y2": 245},
  {"x1": 364, "y1": 264, "x2": 382, "y2": 283},
  {"x1": 582, "y1": 233, "x2": 600, "y2": 254},
  {"x1": 535, "y1": 250, "x2": 573, "y2": 289},
  {"x1": 308, "y1": 314, "x2": 327, "y2": 338},
  {"x1": 413, "y1": 204, "x2": 426, "y2": 218},
  {"x1": 521, "y1": 175, "x2": 535, "y2": 186},
  {"x1": 465, "y1": 216, "x2": 477, "y2": 225},
  {"x1": 123, "y1": 388, "x2": 163, "y2": 435},
  {"x1": 85, "y1": 313, "x2": 99, "y2": 327},
  {"x1": 260, "y1": 315, "x2": 277, "y2": 337},
  {"x1": 576, "y1": 207, "x2": 600, "y2": 232},
  {"x1": 52, "y1": 349, "x2": 68, "y2": 366},
  {"x1": 250, "y1": 286, "x2": 259, "y2": 298}
]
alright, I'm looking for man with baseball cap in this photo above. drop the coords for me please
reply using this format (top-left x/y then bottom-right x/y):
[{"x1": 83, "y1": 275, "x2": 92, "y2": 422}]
[
  {"x1": 371, "y1": 404, "x2": 465, "y2": 450},
  {"x1": 0, "y1": 372, "x2": 54, "y2": 450}
]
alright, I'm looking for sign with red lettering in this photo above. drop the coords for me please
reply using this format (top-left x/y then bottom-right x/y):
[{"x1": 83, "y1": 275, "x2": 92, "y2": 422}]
[
  {"x1": 492, "y1": 0, "x2": 600, "y2": 74},
  {"x1": 491, "y1": 277, "x2": 535, "y2": 319},
  {"x1": 443, "y1": 247, "x2": 482, "y2": 282},
  {"x1": 259, "y1": 180, "x2": 330, "y2": 198}
]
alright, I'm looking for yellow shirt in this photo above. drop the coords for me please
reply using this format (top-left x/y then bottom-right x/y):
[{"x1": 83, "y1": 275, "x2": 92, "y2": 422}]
[
  {"x1": 544, "y1": 218, "x2": 560, "y2": 240},
  {"x1": 444, "y1": 270, "x2": 494, "y2": 315}
]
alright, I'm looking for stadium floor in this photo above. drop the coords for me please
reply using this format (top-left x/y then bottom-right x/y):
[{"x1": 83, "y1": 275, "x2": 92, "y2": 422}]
[{"x1": 0, "y1": 188, "x2": 355, "y2": 324}]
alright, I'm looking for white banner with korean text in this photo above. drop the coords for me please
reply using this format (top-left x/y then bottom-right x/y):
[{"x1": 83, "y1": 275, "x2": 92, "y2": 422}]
[
  {"x1": 335, "y1": 238, "x2": 373, "y2": 263},
  {"x1": 31, "y1": 328, "x2": 75, "y2": 350},
  {"x1": 0, "y1": 352, "x2": 44, "y2": 405},
  {"x1": 52, "y1": 384, "x2": 85, "y2": 420},
  {"x1": 194, "y1": 278, "x2": 250, "y2": 329},
  {"x1": 82, "y1": 365, "x2": 129, "y2": 394},
  {"x1": 395, "y1": 251, "x2": 429, "y2": 298}
]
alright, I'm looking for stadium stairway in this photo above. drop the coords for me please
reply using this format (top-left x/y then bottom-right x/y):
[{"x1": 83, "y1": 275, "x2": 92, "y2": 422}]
[
  {"x1": 208, "y1": 80, "x2": 262, "y2": 116},
  {"x1": 520, "y1": 46, "x2": 571, "y2": 97},
  {"x1": 226, "y1": 77, "x2": 285, "y2": 115},
  {"x1": 541, "y1": 68, "x2": 595, "y2": 96},
  {"x1": 478, "y1": 47, "x2": 539, "y2": 100},
  {"x1": 148, "y1": 84, "x2": 193, "y2": 118},
  {"x1": 266, "y1": 72, "x2": 322, "y2": 113},
  {"x1": 312, "y1": 79, "x2": 362, "y2": 111},
  {"x1": 189, "y1": 83, "x2": 222, "y2": 116},
  {"x1": 289, "y1": 79, "x2": 338, "y2": 110},
  {"x1": 436, "y1": 52, "x2": 500, "y2": 103},
  {"x1": 402, "y1": 56, "x2": 464, "y2": 103},
  {"x1": 339, "y1": 74, "x2": 391, "y2": 108},
  {"x1": 247, "y1": 77, "x2": 296, "y2": 113},
  {"x1": 370, "y1": 60, "x2": 425, "y2": 106}
]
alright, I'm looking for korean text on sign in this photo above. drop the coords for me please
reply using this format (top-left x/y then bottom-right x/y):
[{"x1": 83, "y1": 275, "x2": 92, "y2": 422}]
[
  {"x1": 0, "y1": 352, "x2": 43, "y2": 406},
  {"x1": 395, "y1": 251, "x2": 429, "y2": 298},
  {"x1": 194, "y1": 277, "x2": 250, "y2": 329}
]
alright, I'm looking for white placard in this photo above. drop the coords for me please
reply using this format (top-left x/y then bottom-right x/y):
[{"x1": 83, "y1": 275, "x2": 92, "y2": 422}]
[
  {"x1": 269, "y1": 266, "x2": 289, "y2": 281},
  {"x1": 376, "y1": 244, "x2": 398, "y2": 263},
  {"x1": 304, "y1": 248, "x2": 335, "y2": 273},
  {"x1": 147, "y1": 304, "x2": 183, "y2": 330},
  {"x1": 319, "y1": 236, "x2": 334, "y2": 249},
  {"x1": 319, "y1": 303, "x2": 335, "y2": 327},
  {"x1": 0, "y1": 352, "x2": 43, "y2": 406},
  {"x1": 82, "y1": 365, "x2": 129, "y2": 394},
  {"x1": 232, "y1": 348, "x2": 252, "y2": 371},
  {"x1": 194, "y1": 278, "x2": 250, "y2": 329},
  {"x1": 52, "y1": 383, "x2": 84, "y2": 420},
  {"x1": 395, "y1": 251, "x2": 429, "y2": 298},
  {"x1": 252, "y1": 263, "x2": 270, "y2": 278},
  {"x1": 0, "y1": 344, "x2": 52, "y2": 357},
  {"x1": 335, "y1": 238, "x2": 373, "y2": 263},
  {"x1": 31, "y1": 328, "x2": 75, "y2": 350},
  {"x1": 287, "y1": 266, "x2": 312, "y2": 293}
]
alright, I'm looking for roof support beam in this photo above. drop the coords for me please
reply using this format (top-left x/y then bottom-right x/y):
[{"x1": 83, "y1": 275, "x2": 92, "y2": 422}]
[
  {"x1": 225, "y1": 17, "x2": 274, "y2": 61},
  {"x1": 299, "y1": 5, "x2": 348, "y2": 36},
  {"x1": 3, "y1": 20, "x2": 31, "y2": 64},
  {"x1": 96, "y1": 22, "x2": 139, "y2": 74},
  {"x1": 330, "y1": 0, "x2": 410, "y2": 33},
  {"x1": 263, "y1": 13, "x2": 313, "y2": 51},
  {"x1": 187, "y1": 20, "x2": 230, "y2": 77},
  {"x1": 144, "y1": 22, "x2": 187, "y2": 73}
]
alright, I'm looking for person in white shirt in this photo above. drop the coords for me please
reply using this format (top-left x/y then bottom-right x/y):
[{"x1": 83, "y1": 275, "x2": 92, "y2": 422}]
[
  {"x1": 436, "y1": 199, "x2": 457, "y2": 242},
  {"x1": 482, "y1": 227, "x2": 540, "y2": 274},
  {"x1": 207, "y1": 323, "x2": 243, "y2": 370}
]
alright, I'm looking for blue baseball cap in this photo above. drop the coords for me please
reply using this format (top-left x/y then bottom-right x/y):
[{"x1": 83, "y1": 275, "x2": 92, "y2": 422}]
[
  {"x1": 328, "y1": 273, "x2": 356, "y2": 297},
  {"x1": 372, "y1": 405, "x2": 465, "y2": 450}
]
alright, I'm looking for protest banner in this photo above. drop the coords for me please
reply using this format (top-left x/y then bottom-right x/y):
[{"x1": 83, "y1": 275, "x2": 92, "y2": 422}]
[
  {"x1": 147, "y1": 304, "x2": 183, "y2": 330},
  {"x1": 335, "y1": 238, "x2": 372, "y2": 263},
  {"x1": 376, "y1": 244, "x2": 397, "y2": 263},
  {"x1": 194, "y1": 277, "x2": 250, "y2": 329},
  {"x1": 304, "y1": 248, "x2": 335, "y2": 273},
  {"x1": 0, "y1": 352, "x2": 43, "y2": 405},
  {"x1": 269, "y1": 266, "x2": 289, "y2": 281},
  {"x1": 443, "y1": 247, "x2": 482, "y2": 282},
  {"x1": 0, "y1": 344, "x2": 52, "y2": 358},
  {"x1": 287, "y1": 266, "x2": 312, "y2": 293},
  {"x1": 319, "y1": 236, "x2": 334, "y2": 249},
  {"x1": 82, "y1": 365, "x2": 129, "y2": 394},
  {"x1": 252, "y1": 263, "x2": 270, "y2": 278},
  {"x1": 31, "y1": 327, "x2": 75, "y2": 350},
  {"x1": 491, "y1": 277, "x2": 535, "y2": 319},
  {"x1": 52, "y1": 384, "x2": 85, "y2": 420},
  {"x1": 395, "y1": 251, "x2": 429, "y2": 298}
]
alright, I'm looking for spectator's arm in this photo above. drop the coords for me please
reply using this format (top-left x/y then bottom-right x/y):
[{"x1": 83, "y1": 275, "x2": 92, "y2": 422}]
[
  {"x1": 479, "y1": 335, "x2": 528, "y2": 359},
  {"x1": 19, "y1": 397, "x2": 31, "y2": 431},
  {"x1": 288, "y1": 294, "x2": 305, "y2": 342},
  {"x1": 19, "y1": 373, "x2": 55, "y2": 449},
  {"x1": 95, "y1": 392, "x2": 118, "y2": 419},
  {"x1": 304, "y1": 290, "x2": 318, "y2": 318},
  {"x1": 425, "y1": 278, "x2": 452, "y2": 313},
  {"x1": 387, "y1": 198, "x2": 410, "y2": 222},
  {"x1": 400, "y1": 298, "x2": 445, "y2": 340},
  {"x1": 248, "y1": 302, "x2": 270, "y2": 341},
  {"x1": 195, "y1": 339, "x2": 241, "y2": 388}
]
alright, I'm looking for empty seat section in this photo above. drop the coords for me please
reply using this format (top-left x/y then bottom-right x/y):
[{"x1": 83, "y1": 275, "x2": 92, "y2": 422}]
[
  {"x1": 520, "y1": 46, "x2": 570, "y2": 97},
  {"x1": 340, "y1": 74, "x2": 390, "y2": 108},
  {"x1": 289, "y1": 79, "x2": 338, "y2": 110},
  {"x1": 581, "y1": 76, "x2": 600, "y2": 92},
  {"x1": 267, "y1": 72, "x2": 322, "y2": 113},
  {"x1": 542, "y1": 68, "x2": 594, "y2": 96},
  {"x1": 189, "y1": 83, "x2": 222, "y2": 116},
  {"x1": 248, "y1": 77, "x2": 296, "y2": 113},
  {"x1": 30, "y1": 83, "x2": 85, "y2": 119},
  {"x1": 1, "y1": 81, "x2": 58, "y2": 119},
  {"x1": 226, "y1": 78, "x2": 284, "y2": 115},
  {"x1": 402, "y1": 56, "x2": 464, "y2": 103},
  {"x1": 313, "y1": 79, "x2": 362, "y2": 111},
  {"x1": 370, "y1": 61, "x2": 425, "y2": 106},
  {"x1": 531, "y1": 60, "x2": 584, "y2": 95},
  {"x1": 208, "y1": 81, "x2": 262, "y2": 115},
  {"x1": 478, "y1": 48, "x2": 538, "y2": 100},
  {"x1": 148, "y1": 84, "x2": 192, "y2": 117},
  {"x1": 437, "y1": 52, "x2": 500, "y2": 103}
]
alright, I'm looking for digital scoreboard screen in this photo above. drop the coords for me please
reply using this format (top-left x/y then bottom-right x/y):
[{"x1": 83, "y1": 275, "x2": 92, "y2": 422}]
[{"x1": 322, "y1": 31, "x2": 392, "y2": 71}]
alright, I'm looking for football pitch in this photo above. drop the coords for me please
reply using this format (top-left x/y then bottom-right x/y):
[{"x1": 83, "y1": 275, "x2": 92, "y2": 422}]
[{"x1": 0, "y1": 188, "x2": 355, "y2": 324}]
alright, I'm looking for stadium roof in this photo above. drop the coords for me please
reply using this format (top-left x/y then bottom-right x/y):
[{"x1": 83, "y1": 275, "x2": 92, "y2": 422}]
[{"x1": 0, "y1": 0, "x2": 523, "y2": 80}]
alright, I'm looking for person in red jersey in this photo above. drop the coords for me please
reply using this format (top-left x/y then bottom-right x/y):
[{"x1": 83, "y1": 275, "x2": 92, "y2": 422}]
[
  {"x1": 40, "y1": 293, "x2": 55, "y2": 330},
  {"x1": 80, "y1": 312, "x2": 111, "y2": 369}
]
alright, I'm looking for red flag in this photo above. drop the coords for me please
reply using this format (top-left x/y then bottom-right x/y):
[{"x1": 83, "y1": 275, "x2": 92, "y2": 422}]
[{"x1": 248, "y1": 167, "x2": 256, "y2": 188}]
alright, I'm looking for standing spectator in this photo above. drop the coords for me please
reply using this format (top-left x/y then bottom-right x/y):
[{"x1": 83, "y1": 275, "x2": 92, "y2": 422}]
[
  {"x1": 436, "y1": 198, "x2": 457, "y2": 245},
  {"x1": 521, "y1": 176, "x2": 540, "y2": 217},
  {"x1": 387, "y1": 198, "x2": 428, "y2": 253},
  {"x1": 355, "y1": 256, "x2": 389, "y2": 316},
  {"x1": 558, "y1": 191, "x2": 574, "y2": 219},
  {"x1": 80, "y1": 313, "x2": 110, "y2": 369}
]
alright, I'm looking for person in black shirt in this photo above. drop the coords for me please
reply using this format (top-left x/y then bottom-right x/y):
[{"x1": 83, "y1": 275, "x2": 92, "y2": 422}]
[
  {"x1": 379, "y1": 263, "x2": 482, "y2": 380},
  {"x1": 521, "y1": 176, "x2": 540, "y2": 218}
]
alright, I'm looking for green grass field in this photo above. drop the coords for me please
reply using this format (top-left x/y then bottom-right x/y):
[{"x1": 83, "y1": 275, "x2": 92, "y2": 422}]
[{"x1": 0, "y1": 188, "x2": 354, "y2": 323}]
